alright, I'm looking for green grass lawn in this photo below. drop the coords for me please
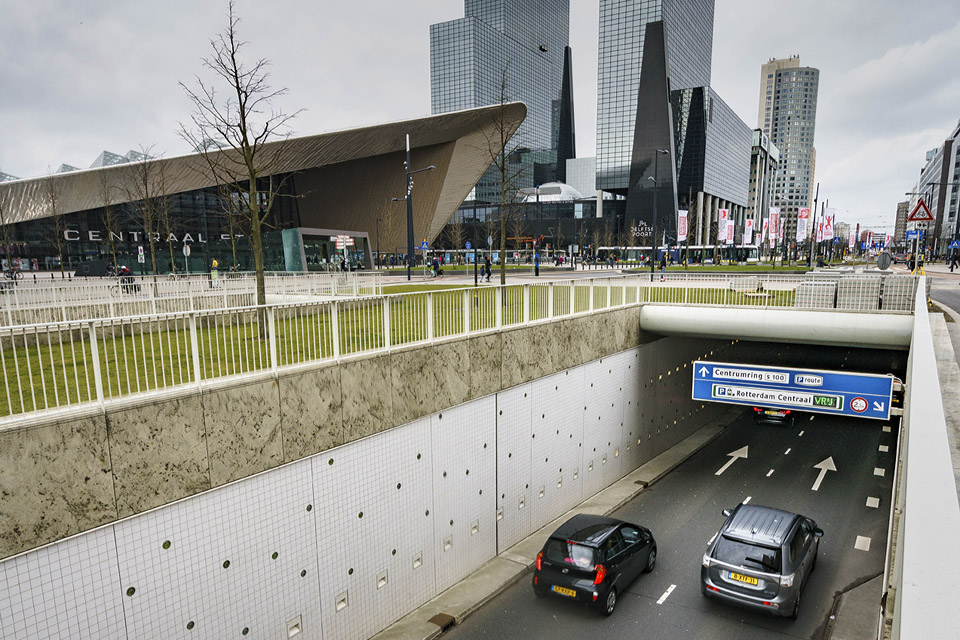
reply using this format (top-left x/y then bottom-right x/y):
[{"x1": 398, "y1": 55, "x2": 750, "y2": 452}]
[{"x1": 0, "y1": 280, "x2": 796, "y2": 420}]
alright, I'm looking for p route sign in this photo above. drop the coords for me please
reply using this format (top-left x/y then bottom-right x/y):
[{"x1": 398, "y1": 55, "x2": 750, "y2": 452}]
[{"x1": 691, "y1": 361, "x2": 894, "y2": 421}]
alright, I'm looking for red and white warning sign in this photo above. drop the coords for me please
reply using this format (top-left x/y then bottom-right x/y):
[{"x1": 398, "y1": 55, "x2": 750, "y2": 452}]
[{"x1": 907, "y1": 199, "x2": 935, "y2": 223}]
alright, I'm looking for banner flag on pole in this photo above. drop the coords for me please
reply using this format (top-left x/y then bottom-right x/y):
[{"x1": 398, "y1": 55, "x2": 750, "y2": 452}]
[
  {"x1": 823, "y1": 208, "x2": 835, "y2": 240},
  {"x1": 796, "y1": 208, "x2": 810, "y2": 242},
  {"x1": 768, "y1": 208, "x2": 780, "y2": 249},
  {"x1": 718, "y1": 209, "x2": 729, "y2": 245},
  {"x1": 678, "y1": 210, "x2": 688, "y2": 238},
  {"x1": 726, "y1": 218, "x2": 735, "y2": 244},
  {"x1": 848, "y1": 230, "x2": 855, "y2": 249},
  {"x1": 761, "y1": 219, "x2": 769, "y2": 244},
  {"x1": 816, "y1": 220, "x2": 824, "y2": 243},
  {"x1": 743, "y1": 219, "x2": 754, "y2": 245}
]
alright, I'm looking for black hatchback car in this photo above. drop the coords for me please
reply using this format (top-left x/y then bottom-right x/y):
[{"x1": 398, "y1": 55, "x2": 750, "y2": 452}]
[
  {"x1": 752, "y1": 406, "x2": 796, "y2": 426},
  {"x1": 532, "y1": 513, "x2": 657, "y2": 616}
]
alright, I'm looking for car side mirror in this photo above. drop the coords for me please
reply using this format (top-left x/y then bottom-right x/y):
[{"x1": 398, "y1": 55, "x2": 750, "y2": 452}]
[
  {"x1": 813, "y1": 528, "x2": 824, "y2": 538},
  {"x1": 722, "y1": 509, "x2": 732, "y2": 517}
]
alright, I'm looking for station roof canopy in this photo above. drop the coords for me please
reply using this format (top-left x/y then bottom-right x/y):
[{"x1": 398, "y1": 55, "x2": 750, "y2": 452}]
[{"x1": 0, "y1": 103, "x2": 527, "y2": 241}]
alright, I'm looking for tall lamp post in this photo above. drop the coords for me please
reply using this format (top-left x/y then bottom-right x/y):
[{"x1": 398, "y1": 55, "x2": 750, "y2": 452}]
[
  {"x1": 392, "y1": 134, "x2": 436, "y2": 281},
  {"x1": 648, "y1": 149, "x2": 670, "y2": 282}
]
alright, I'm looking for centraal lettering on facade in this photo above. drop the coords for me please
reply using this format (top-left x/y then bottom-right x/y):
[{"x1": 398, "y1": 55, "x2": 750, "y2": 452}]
[
  {"x1": 712, "y1": 368, "x2": 788, "y2": 384},
  {"x1": 62, "y1": 230, "x2": 242, "y2": 244}
]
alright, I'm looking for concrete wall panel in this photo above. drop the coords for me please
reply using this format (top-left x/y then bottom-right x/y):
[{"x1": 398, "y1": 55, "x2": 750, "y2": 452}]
[
  {"x1": 278, "y1": 364, "x2": 344, "y2": 460},
  {"x1": 0, "y1": 416, "x2": 116, "y2": 559},
  {"x1": 340, "y1": 354, "x2": 393, "y2": 441}
]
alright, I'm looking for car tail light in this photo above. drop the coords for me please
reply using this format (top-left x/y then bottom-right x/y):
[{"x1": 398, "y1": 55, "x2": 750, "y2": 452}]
[
  {"x1": 705, "y1": 585, "x2": 719, "y2": 592},
  {"x1": 534, "y1": 576, "x2": 538, "y2": 586},
  {"x1": 594, "y1": 564, "x2": 607, "y2": 585},
  {"x1": 782, "y1": 410, "x2": 791, "y2": 415},
  {"x1": 753, "y1": 407, "x2": 762, "y2": 412},
  {"x1": 536, "y1": 551, "x2": 543, "y2": 571}
]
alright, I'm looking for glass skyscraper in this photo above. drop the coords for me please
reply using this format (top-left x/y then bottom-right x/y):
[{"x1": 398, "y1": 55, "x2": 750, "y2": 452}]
[
  {"x1": 430, "y1": 0, "x2": 575, "y2": 202},
  {"x1": 596, "y1": 0, "x2": 714, "y2": 191},
  {"x1": 757, "y1": 56, "x2": 820, "y2": 245}
]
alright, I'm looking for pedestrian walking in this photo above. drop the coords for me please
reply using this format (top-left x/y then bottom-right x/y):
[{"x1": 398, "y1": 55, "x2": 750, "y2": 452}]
[
  {"x1": 659, "y1": 254, "x2": 667, "y2": 281},
  {"x1": 950, "y1": 252, "x2": 959, "y2": 273}
]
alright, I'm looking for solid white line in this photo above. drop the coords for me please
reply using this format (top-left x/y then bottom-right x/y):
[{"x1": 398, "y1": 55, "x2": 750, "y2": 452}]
[
  {"x1": 879, "y1": 445, "x2": 889, "y2": 453},
  {"x1": 855, "y1": 536, "x2": 871, "y2": 551},
  {"x1": 798, "y1": 430, "x2": 805, "y2": 437},
  {"x1": 742, "y1": 496, "x2": 752, "y2": 504},
  {"x1": 784, "y1": 448, "x2": 792, "y2": 455},
  {"x1": 657, "y1": 584, "x2": 677, "y2": 605},
  {"x1": 766, "y1": 469, "x2": 775, "y2": 477}
]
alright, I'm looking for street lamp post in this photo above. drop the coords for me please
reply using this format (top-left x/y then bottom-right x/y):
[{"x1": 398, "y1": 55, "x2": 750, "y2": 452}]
[
  {"x1": 392, "y1": 134, "x2": 435, "y2": 281},
  {"x1": 648, "y1": 149, "x2": 670, "y2": 282}
]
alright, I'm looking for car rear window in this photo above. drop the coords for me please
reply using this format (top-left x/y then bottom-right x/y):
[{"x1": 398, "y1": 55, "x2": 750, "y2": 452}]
[
  {"x1": 714, "y1": 536, "x2": 781, "y2": 574},
  {"x1": 545, "y1": 538, "x2": 597, "y2": 570}
]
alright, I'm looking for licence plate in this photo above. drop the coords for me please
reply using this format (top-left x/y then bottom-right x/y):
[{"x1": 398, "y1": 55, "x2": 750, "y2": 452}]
[
  {"x1": 765, "y1": 410, "x2": 783, "y2": 417},
  {"x1": 551, "y1": 585, "x2": 577, "y2": 597},
  {"x1": 730, "y1": 572, "x2": 759, "y2": 585}
]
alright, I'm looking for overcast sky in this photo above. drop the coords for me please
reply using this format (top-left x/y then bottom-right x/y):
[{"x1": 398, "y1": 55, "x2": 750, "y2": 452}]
[{"x1": 2, "y1": 0, "x2": 959, "y2": 233}]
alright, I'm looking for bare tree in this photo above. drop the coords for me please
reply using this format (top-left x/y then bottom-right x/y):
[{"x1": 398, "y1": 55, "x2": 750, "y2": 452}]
[
  {"x1": 601, "y1": 218, "x2": 614, "y2": 249},
  {"x1": 43, "y1": 171, "x2": 67, "y2": 276},
  {"x1": 508, "y1": 215, "x2": 527, "y2": 253},
  {"x1": 122, "y1": 147, "x2": 166, "y2": 275},
  {"x1": 479, "y1": 67, "x2": 526, "y2": 284},
  {"x1": 96, "y1": 170, "x2": 121, "y2": 269},
  {"x1": 179, "y1": 1, "x2": 302, "y2": 306},
  {"x1": 158, "y1": 188, "x2": 179, "y2": 273},
  {"x1": 443, "y1": 218, "x2": 467, "y2": 257}
]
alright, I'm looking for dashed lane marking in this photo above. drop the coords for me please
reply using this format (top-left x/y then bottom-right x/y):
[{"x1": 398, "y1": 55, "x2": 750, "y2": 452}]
[
  {"x1": 784, "y1": 448, "x2": 792, "y2": 455},
  {"x1": 855, "y1": 536, "x2": 871, "y2": 551},
  {"x1": 882, "y1": 426, "x2": 891, "y2": 433},
  {"x1": 879, "y1": 445, "x2": 889, "y2": 453},
  {"x1": 874, "y1": 467, "x2": 886, "y2": 477},
  {"x1": 742, "y1": 496, "x2": 752, "y2": 504},
  {"x1": 866, "y1": 497, "x2": 880, "y2": 508},
  {"x1": 766, "y1": 469, "x2": 775, "y2": 477},
  {"x1": 809, "y1": 415, "x2": 815, "y2": 421},
  {"x1": 657, "y1": 585, "x2": 677, "y2": 605},
  {"x1": 798, "y1": 430, "x2": 805, "y2": 437}
]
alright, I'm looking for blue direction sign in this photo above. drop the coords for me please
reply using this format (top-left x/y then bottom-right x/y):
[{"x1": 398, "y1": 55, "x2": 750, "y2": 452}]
[
  {"x1": 465, "y1": 240, "x2": 472, "y2": 250},
  {"x1": 692, "y1": 361, "x2": 894, "y2": 420},
  {"x1": 906, "y1": 230, "x2": 922, "y2": 240}
]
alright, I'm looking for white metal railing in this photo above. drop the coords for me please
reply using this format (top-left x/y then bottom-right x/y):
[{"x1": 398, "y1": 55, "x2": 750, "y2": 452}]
[
  {"x1": 0, "y1": 271, "x2": 383, "y2": 326},
  {"x1": 0, "y1": 273, "x2": 917, "y2": 425}
]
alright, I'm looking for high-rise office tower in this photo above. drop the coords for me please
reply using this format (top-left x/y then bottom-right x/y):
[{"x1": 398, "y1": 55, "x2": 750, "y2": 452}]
[
  {"x1": 596, "y1": 0, "x2": 714, "y2": 192},
  {"x1": 757, "y1": 56, "x2": 819, "y2": 246},
  {"x1": 430, "y1": 0, "x2": 575, "y2": 202}
]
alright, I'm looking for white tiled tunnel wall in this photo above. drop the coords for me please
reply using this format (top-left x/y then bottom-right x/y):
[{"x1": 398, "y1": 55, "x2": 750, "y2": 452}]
[
  {"x1": 581, "y1": 356, "x2": 626, "y2": 497},
  {"x1": 114, "y1": 459, "x2": 319, "y2": 640},
  {"x1": 432, "y1": 398, "x2": 498, "y2": 593},
  {"x1": 0, "y1": 526, "x2": 125, "y2": 640},
  {"x1": 529, "y1": 368, "x2": 586, "y2": 533},
  {"x1": 312, "y1": 417, "x2": 435, "y2": 640},
  {"x1": 620, "y1": 349, "x2": 645, "y2": 472},
  {"x1": 496, "y1": 384, "x2": 533, "y2": 552}
]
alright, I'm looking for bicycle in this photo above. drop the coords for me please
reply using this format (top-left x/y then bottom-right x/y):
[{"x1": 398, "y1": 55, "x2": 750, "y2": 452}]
[{"x1": 4, "y1": 268, "x2": 23, "y2": 281}]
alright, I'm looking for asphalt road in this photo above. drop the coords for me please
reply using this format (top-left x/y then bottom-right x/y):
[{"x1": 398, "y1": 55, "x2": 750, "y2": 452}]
[{"x1": 442, "y1": 408, "x2": 896, "y2": 640}]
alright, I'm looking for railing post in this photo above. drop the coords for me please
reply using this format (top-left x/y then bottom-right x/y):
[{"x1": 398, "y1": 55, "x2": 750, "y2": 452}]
[
  {"x1": 149, "y1": 278, "x2": 157, "y2": 315},
  {"x1": 383, "y1": 296, "x2": 391, "y2": 348},
  {"x1": 606, "y1": 279, "x2": 612, "y2": 308},
  {"x1": 495, "y1": 286, "x2": 503, "y2": 329},
  {"x1": 569, "y1": 280, "x2": 575, "y2": 316},
  {"x1": 267, "y1": 307, "x2": 279, "y2": 375},
  {"x1": 548, "y1": 282, "x2": 555, "y2": 319},
  {"x1": 189, "y1": 312, "x2": 203, "y2": 390},
  {"x1": 463, "y1": 289, "x2": 471, "y2": 335},
  {"x1": 88, "y1": 321, "x2": 106, "y2": 411},
  {"x1": 522, "y1": 285, "x2": 530, "y2": 324},
  {"x1": 331, "y1": 301, "x2": 340, "y2": 360},
  {"x1": 427, "y1": 292, "x2": 435, "y2": 342},
  {"x1": 589, "y1": 279, "x2": 595, "y2": 312}
]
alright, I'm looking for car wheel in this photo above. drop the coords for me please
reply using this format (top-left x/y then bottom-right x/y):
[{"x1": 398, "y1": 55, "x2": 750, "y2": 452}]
[
  {"x1": 643, "y1": 546, "x2": 657, "y2": 573},
  {"x1": 789, "y1": 590, "x2": 801, "y2": 620},
  {"x1": 602, "y1": 588, "x2": 617, "y2": 617}
]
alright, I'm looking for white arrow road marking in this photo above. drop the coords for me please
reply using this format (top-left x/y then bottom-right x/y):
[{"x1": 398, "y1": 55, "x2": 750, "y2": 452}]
[
  {"x1": 699, "y1": 366, "x2": 710, "y2": 376},
  {"x1": 811, "y1": 456, "x2": 837, "y2": 491},
  {"x1": 657, "y1": 584, "x2": 677, "y2": 604},
  {"x1": 873, "y1": 401, "x2": 885, "y2": 412},
  {"x1": 715, "y1": 446, "x2": 749, "y2": 475}
]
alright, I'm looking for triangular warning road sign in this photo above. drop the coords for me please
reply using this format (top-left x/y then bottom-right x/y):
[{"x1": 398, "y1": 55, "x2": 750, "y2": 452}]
[{"x1": 907, "y1": 199, "x2": 935, "y2": 222}]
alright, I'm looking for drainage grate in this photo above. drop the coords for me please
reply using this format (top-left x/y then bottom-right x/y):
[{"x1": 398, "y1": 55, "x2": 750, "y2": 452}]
[{"x1": 428, "y1": 613, "x2": 456, "y2": 632}]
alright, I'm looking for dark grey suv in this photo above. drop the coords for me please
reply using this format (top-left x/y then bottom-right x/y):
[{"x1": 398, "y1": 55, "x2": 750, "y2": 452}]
[{"x1": 701, "y1": 504, "x2": 823, "y2": 618}]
